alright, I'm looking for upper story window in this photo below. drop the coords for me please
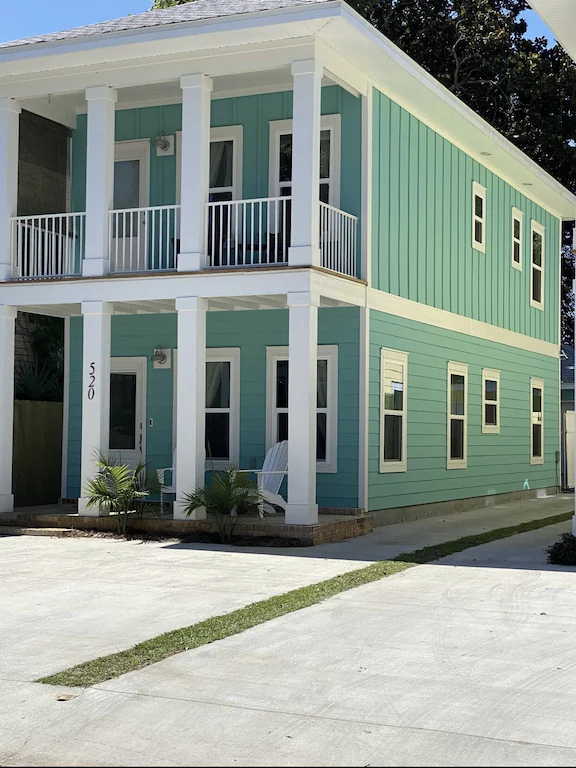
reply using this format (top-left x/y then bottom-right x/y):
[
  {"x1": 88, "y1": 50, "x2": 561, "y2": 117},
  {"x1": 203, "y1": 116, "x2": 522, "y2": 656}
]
[
  {"x1": 512, "y1": 207, "x2": 523, "y2": 270},
  {"x1": 380, "y1": 349, "x2": 408, "y2": 473},
  {"x1": 530, "y1": 220, "x2": 545, "y2": 310},
  {"x1": 447, "y1": 362, "x2": 468, "y2": 469},
  {"x1": 269, "y1": 115, "x2": 341, "y2": 206},
  {"x1": 176, "y1": 125, "x2": 243, "y2": 203},
  {"x1": 472, "y1": 182, "x2": 486, "y2": 253}
]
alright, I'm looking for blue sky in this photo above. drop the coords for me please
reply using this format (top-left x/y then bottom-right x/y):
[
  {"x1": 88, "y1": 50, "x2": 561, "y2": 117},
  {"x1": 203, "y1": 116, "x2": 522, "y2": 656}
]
[{"x1": 0, "y1": 1, "x2": 555, "y2": 45}]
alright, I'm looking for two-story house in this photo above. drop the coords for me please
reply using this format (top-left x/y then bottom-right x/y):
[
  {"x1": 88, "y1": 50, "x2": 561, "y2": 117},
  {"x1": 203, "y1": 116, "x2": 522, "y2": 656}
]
[{"x1": 0, "y1": 0, "x2": 573, "y2": 530}]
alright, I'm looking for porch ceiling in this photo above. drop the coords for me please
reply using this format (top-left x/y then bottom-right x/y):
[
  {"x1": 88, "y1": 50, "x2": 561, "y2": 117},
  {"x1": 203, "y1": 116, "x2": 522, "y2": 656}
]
[{"x1": 20, "y1": 294, "x2": 349, "y2": 318}]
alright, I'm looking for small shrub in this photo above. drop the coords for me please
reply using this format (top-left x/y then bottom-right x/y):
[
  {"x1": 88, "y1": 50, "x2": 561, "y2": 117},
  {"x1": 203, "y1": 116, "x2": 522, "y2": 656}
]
[{"x1": 546, "y1": 532, "x2": 576, "y2": 565}]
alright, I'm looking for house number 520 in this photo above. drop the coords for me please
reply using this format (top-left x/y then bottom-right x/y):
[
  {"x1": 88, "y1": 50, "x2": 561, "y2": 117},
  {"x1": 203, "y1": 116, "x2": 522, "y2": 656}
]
[{"x1": 87, "y1": 363, "x2": 96, "y2": 400}]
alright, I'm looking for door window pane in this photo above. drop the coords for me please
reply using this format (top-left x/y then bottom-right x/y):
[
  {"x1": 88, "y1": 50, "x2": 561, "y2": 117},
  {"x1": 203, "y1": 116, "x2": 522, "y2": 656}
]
[
  {"x1": 114, "y1": 160, "x2": 140, "y2": 210},
  {"x1": 317, "y1": 360, "x2": 328, "y2": 408},
  {"x1": 320, "y1": 130, "x2": 330, "y2": 179},
  {"x1": 276, "y1": 360, "x2": 289, "y2": 409},
  {"x1": 319, "y1": 183, "x2": 330, "y2": 204},
  {"x1": 316, "y1": 412, "x2": 327, "y2": 461},
  {"x1": 450, "y1": 419, "x2": 464, "y2": 460},
  {"x1": 277, "y1": 411, "x2": 288, "y2": 442},
  {"x1": 209, "y1": 140, "x2": 233, "y2": 189},
  {"x1": 205, "y1": 413, "x2": 230, "y2": 460},
  {"x1": 206, "y1": 362, "x2": 230, "y2": 409},
  {"x1": 384, "y1": 414, "x2": 402, "y2": 461},
  {"x1": 109, "y1": 373, "x2": 137, "y2": 450},
  {"x1": 279, "y1": 134, "x2": 292, "y2": 183},
  {"x1": 450, "y1": 374, "x2": 465, "y2": 415}
]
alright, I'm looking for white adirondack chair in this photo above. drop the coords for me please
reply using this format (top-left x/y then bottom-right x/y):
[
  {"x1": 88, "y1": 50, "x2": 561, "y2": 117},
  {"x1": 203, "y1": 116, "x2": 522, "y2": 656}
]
[
  {"x1": 238, "y1": 440, "x2": 288, "y2": 517},
  {"x1": 157, "y1": 449, "x2": 177, "y2": 502}
]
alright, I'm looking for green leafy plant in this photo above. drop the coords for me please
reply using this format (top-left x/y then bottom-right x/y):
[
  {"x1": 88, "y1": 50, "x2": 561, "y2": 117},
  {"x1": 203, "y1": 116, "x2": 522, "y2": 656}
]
[
  {"x1": 181, "y1": 466, "x2": 264, "y2": 543},
  {"x1": 15, "y1": 359, "x2": 62, "y2": 402},
  {"x1": 85, "y1": 453, "x2": 163, "y2": 535},
  {"x1": 546, "y1": 532, "x2": 576, "y2": 565}
]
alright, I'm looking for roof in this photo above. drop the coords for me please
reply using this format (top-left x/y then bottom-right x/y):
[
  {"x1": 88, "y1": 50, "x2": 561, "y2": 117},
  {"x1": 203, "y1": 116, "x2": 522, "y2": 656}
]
[
  {"x1": 527, "y1": 1, "x2": 576, "y2": 62},
  {"x1": 562, "y1": 345, "x2": 575, "y2": 385},
  {"x1": 0, "y1": 0, "x2": 330, "y2": 50}
]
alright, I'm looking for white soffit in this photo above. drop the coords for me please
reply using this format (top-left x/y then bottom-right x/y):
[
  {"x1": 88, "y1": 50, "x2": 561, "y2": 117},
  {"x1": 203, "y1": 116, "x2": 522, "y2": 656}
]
[{"x1": 527, "y1": 0, "x2": 576, "y2": 61}]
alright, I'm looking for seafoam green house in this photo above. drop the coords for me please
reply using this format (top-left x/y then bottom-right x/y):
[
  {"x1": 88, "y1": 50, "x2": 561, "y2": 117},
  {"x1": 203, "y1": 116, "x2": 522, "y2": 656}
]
[{"x1": 0, "y1": 0, "x2": 572, "y2": 528}]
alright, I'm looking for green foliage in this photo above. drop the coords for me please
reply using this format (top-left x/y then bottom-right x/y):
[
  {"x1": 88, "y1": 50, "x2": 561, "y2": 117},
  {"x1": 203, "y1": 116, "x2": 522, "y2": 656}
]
[
  {"x1": 15, "y1": 313, "x2": 64, "y2": 401},
  {"x1": 14, "y1": 359, "x2": 61, "y2": 402},
  {"x1": 151, "y1": 0, "x2": 188, "y2": 7},
  {"x1": 182, "y1": 466, "x2": 264, "y2": 542},
  {"x1": 85, "y1": 453, "x2": 162, "y2": 535},
  {"x1": 546, "y1": 531, "x2": 576, "y2": 565}
]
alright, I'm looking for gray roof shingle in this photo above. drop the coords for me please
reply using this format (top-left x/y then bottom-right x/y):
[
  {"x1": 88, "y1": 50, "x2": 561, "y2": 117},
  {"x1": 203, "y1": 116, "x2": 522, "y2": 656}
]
[{"x1": 0, "y1": 0, "x2": 332, "y2": 50}]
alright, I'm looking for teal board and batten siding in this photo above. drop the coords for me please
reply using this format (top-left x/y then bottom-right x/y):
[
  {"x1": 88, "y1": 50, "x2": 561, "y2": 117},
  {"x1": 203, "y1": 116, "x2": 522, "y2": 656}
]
[
  {"x1": 67, "y1": 308, "x2": 360, "y2": 508},
  {"x1": 71, "y1": 86, "x2": 361, "y2": 221},
  {"x1": 372, "y1": 87, "x2": 560, "y2": 344},
  {"x1": 368, "y1": 309, "x2": 560, "y2": 512}
]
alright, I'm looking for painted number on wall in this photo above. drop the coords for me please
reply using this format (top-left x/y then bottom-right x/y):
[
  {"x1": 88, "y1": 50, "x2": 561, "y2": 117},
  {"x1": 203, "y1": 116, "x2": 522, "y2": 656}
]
[{"x1": 87, "y1": 362, "x2": 96, "y2": 400}]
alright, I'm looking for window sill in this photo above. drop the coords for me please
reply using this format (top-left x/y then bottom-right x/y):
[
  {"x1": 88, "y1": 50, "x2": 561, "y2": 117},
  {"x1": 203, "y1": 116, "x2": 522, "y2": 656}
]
[
  {"x1": 530, "y1": 300, "x2": 544, "y2": 311},
  {"x1": 482, "y1": 426, "x2": 500, "y2": 435},
  {"x1": 530, "y1": 457, "x2": 544, "y2": 466},
  {"x1": 379, "y1": 462, "x2": 407, "y2": 474},
  {"x1": 447, "y1": 460, "x2": 468, "y2": 470}
]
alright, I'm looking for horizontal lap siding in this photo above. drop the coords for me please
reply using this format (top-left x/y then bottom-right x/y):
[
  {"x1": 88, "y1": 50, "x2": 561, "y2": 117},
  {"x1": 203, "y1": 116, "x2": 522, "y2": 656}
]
[
  {"x1": 372, "y1": 87, "x2": 560, "y2": 344},
  {"x1": 67, "y1": 308, "x2": 360, "y2": 508},
  {"x1": 368, "y1": 309, "x2": 560, "y2": 512}
]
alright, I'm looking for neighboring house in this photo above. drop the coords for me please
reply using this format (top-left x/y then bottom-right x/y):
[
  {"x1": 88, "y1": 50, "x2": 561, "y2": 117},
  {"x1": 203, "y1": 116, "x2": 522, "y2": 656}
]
[
  {"x1": 561, "y1": 345, "x2": 574, "y2": 489},
  {"x1": 0, "y1": 0, "x2": 572, "y2": 524}
]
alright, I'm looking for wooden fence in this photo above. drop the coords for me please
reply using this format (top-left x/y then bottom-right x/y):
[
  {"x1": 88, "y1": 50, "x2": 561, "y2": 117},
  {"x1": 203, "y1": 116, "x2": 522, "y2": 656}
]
[{"x1": 13, "y1": 400, "x2": 62, "y2": 508}]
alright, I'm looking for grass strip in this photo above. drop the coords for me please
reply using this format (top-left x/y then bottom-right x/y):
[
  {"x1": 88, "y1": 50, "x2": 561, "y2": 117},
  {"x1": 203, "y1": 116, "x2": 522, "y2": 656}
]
[{"x1": 39, "y1": 510, "x2": 571, "y2": 688}]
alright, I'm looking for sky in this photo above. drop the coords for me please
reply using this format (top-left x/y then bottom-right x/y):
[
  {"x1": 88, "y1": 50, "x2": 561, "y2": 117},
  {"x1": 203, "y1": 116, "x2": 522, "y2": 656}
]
[{"x1": 0, "y1": 0, "x2": 556, "y2": 45}]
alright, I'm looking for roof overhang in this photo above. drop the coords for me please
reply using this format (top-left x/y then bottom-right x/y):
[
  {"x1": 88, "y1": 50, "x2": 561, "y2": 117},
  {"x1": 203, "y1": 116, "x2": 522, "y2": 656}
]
[
  {"x1": 527, "y1": 0, "x2": 576, "y2": 60},
  {"x1": 1, "y1": 0, "x2": 574, "y2": 219}
]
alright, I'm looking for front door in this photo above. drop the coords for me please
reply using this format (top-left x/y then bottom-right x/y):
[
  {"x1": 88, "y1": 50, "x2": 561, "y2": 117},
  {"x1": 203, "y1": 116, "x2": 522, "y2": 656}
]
[
  {"x1": 109, "y1": 357, "x2": 147, "y2": 469},
  {"x1": 111, "y1": 141, "x2": 150, "y2": 272}
]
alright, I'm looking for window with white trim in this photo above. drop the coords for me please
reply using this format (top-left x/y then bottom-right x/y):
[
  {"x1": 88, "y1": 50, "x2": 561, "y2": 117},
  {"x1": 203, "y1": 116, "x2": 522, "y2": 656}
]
[
  {"x1": 379, "y1": 349, "x2": 408, "y2": 473},
  {"x1": 530, "y1": 220, "x2": 545, "y2": 310},
  {"x1": 447, "y1": 362, "x2": 468, "y2": 469},
  {"x1": 172, "y1": 348, "x2": 240, "y2": 470},
  {"x1": 530, "y1": 378, "x2": 544, "y2": 465},
  {"x1": 175, "y1": 126, "x2": 243, "y2": 203},
  {"x1": 482, "y1": 368, "x2": 500, "y2": 434},
  {"x1": 269, "y1": 115, "x2": 341, "y2": 206},
  {"x1": 266, "y1": 345, "x2": 338, "y2": 473},
  {"x1": 512, "y1": 207, "x2": 523, "y2": 270},
  {"x1": 472, "y1": 182, "x2": 486, "y2": 253}
]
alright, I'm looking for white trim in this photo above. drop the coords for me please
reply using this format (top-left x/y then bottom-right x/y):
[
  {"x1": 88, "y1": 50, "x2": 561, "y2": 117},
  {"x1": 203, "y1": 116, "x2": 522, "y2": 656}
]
[
  {"x1": 109, "y1": 356, "x2": 147, "y2": 467},
  {"x1": 114, "y1": 139, "x2": 150, "y2": 208},
  {"x1": 530, "y1": 219, "x2": 545, "y2": 311},
  {"x1": 176, "y1": 126, "x2": 243, "y2": 205},
  {"x1": 472, "y1": 181, "x2": 486, "y2": 253},
  {"x1": 172, "y1": 346, "x2": 240, "y2": 470},
  {"x1": 447, "y1": 361, "x2": 468, "y2": 470},
  {"x1": 530, "y1": 377, "x2": 544, "y2": 465},
  {"x1": 379, "y1": 347, "x2": 408, "y2": 473},
  {"x1": 60, "y1": 316, "x2": 70, "y2": 499},
  {"x1": 367, "y1": 288, "x2": 558, "y2": 358},
  {"x1": 511, "y1": 207, "x2": 523, "y2": 271},
  {"x1": 358, "y1": 303, "x2": 369, "y2": 509},
  {"x1": 268, "y1": 114, "x2": 341, "y2": 206},
  {"x1": 360, "y1": 86, "x2": 373, "y2": 283},
  {"x1": 266, "y1": 344, "x2": 338, "y2": 473},
  {"x1": 481, "y1": 367, "x2": 500, "y2": 435}
]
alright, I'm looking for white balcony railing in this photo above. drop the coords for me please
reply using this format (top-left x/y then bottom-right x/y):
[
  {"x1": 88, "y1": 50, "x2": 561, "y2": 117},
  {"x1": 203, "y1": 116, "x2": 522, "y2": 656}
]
[
  {"x1": 205, "y1": 196, "x2": 291, "y2": 268},
  {"x1": 108, "y1": 205, "x2": 180, "y2": 273},
  {"x1": 11, "y1": 212, "x2": 85, "y2": 279},
  {"x1": 319, "y1": 202, "x2": 357, "y2": 278}
]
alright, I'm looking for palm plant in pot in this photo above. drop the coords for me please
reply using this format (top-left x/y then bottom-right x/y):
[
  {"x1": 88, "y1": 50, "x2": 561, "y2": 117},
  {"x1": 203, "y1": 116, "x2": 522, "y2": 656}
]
[
  {"x1": 181, "y1": 466, "x2": 265, "y2": 543},
  {"x1": 85, "y1": 453, "x2": 163, "y2": 535}
]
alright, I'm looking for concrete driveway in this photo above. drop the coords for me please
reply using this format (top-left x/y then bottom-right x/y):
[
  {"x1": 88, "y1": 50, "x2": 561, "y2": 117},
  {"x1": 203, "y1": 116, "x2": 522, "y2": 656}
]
[{"x1": 2, "y1": 505, "x2": 576, "y2": 766}]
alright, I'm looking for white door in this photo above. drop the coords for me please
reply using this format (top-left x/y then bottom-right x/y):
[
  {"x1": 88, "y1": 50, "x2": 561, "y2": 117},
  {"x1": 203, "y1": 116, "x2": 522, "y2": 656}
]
[
  {"x1": 109, "y1": 357, "x2": 147, "y2": 469},
  {"x1": 111, "y1": 140, "x2": 150, "y2": 272},
  {"x1": 566, "y1": 410, "x2": 575, "y2": 489}
]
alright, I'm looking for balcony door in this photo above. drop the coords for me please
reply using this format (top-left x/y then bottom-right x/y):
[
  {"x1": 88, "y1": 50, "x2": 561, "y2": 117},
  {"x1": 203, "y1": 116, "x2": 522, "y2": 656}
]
[
  {"x1": 111, "y1": 140, "x2": 150, "y2": 272},
  {"x1": 109, "y1": 357, "x2": 147, "y2": 469}
]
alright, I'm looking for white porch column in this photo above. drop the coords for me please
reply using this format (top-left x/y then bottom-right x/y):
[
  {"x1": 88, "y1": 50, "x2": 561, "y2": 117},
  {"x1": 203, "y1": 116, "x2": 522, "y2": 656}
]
[
  {"x1": 83, "y1": 86, "x2": 117, "y2": 277},
  {"x1": 288, "y1": 60, "x2": 323, "y2": 268},
  {"x1": 78, "y1": 301, "x2": 112, "y2": 515},
  {"x1": 286, "y1": 291, "x2": 319, "y2": 525},
  {"x1": 178, "y1": 75, "x2": 213, "y2": 272},
  {"x1": 0, "y1": 99, "x2": 21, "y2": 282},
  {"x1": 174, "y1": 297, "x2": 207, "y2": 519},
  {"x1": 0, "y1": 306, "x2": 16, "y2": 513}
]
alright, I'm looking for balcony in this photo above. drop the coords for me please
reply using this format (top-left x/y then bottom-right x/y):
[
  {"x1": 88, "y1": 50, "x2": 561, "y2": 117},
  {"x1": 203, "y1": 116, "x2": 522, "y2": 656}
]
[{"x1": 10, "y1": 198, "x2": 358, "y2": 280}]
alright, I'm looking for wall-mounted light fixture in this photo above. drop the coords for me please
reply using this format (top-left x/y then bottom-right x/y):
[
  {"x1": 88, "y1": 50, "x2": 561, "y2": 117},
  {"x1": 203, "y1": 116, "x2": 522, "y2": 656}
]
[
  {"x1": 152, "y1": 346, "x2": 168, "y2": 366},
  {"x1": 154, "y1": 132, "x2": 174, "y2": 156}
]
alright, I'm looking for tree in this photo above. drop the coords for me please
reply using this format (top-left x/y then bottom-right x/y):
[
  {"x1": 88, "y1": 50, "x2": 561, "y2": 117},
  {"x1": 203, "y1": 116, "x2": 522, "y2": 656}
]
[{"x1": 151, "y1": 0, "x2": 576, "y2": 341}]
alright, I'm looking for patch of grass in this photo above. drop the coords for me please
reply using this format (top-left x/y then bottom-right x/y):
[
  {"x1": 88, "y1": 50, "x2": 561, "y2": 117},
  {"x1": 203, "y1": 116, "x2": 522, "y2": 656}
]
[{"x1": 39, "y1": 510, "x2": 571, "y2": 688}]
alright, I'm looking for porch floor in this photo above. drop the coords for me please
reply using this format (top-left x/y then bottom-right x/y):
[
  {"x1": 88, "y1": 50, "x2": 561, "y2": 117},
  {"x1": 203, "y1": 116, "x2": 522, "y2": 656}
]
[{"x1": 1, "y1": 505, "x2": 373, "y2": 546}]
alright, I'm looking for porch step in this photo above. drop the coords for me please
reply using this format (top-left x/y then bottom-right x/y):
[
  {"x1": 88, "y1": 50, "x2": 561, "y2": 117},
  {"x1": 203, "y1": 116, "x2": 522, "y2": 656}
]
[{"x1": 0, "y1": 525, "x2": 77, "y2": 538}]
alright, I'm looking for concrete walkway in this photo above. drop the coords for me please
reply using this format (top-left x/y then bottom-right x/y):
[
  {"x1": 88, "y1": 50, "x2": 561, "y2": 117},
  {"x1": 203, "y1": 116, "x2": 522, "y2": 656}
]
[
  {"x1": 2, "y1": 515, "x2": 576, "y2": 766},
  {"x1": 0, "y1": 494, "x2": 572, "y2": 682}
]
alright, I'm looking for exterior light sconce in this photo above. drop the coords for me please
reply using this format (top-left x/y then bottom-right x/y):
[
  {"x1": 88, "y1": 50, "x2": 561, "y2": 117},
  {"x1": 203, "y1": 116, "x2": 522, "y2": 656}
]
[
  {"x1": 154, "y1": 132, "x2": 174, "y2": 156},
  {"x1": 152, "y1": 346, "x2": 171, "y2": 369}
]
